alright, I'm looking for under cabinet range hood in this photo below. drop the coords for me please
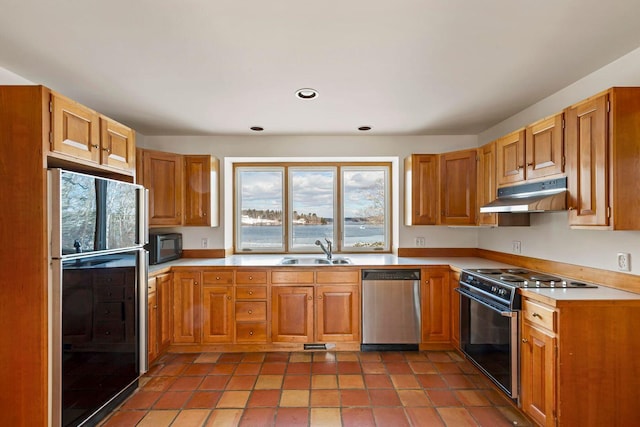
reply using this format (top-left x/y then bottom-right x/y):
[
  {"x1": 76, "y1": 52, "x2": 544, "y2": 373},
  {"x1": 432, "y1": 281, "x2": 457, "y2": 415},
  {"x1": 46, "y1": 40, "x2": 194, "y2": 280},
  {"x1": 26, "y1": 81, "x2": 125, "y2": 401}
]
[{"x1": 480, "y1": 177, "x2": 568, "y2": 213}]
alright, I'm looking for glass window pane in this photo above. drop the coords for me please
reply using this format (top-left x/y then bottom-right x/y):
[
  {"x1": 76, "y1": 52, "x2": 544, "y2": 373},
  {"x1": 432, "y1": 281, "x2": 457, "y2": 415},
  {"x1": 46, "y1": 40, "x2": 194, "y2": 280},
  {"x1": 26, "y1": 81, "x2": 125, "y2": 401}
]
[
  {"x1": 289, "y1": 168, "x2": 336, "y2": 251},
  {"x1": 236, "y1": 168, "x2": 284, "y2": 251},
  {"x1": 342, "y1": 167, "x2": 389, "y2": 251}
]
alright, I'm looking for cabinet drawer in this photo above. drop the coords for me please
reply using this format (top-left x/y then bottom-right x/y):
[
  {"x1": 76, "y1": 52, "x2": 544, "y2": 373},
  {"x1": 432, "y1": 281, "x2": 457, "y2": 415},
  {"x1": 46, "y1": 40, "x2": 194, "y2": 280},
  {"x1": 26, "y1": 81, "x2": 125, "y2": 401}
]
[
  {"x1": 235, "y1": 301, "x2": 267, "y2": 321},
  {"x1": 271, "y1": 270, "x2": 314, "y2": 284},
  {"x1": 236, "y1": 322, "x2": 267, "y2": 342},
  {"x1": 522, "y1": 299, "x2": 556, "y2": 332},
  {"x1": 95, "y1": 302, "x2": 123, "y2": 321},
  {"x1": 203, "y1": 271, "x2": 234, "y2": 285},
  {"x1": 316, "y1": 270, "x2": 359, "y2": 284},
  {"x1": 236, "y1": 286, "x2": 267, "y2": 300},
  {"x1": 236, "y1": 271, "x2": 267, "y2": 284}
]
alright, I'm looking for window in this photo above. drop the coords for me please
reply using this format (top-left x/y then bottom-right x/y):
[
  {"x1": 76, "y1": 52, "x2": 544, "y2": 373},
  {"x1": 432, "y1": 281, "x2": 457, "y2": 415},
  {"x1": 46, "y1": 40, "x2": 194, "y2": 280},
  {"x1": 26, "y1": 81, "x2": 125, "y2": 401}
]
[{"x1": 235, "y1": 163, "x2": 391, "y2": 253}]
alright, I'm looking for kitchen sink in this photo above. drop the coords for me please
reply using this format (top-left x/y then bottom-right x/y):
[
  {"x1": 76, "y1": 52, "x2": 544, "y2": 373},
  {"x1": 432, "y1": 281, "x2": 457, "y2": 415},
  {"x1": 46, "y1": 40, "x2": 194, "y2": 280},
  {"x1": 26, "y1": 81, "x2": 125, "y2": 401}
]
[{"x1": 279, "y1": 257, "x2": 352, "y2": 265}]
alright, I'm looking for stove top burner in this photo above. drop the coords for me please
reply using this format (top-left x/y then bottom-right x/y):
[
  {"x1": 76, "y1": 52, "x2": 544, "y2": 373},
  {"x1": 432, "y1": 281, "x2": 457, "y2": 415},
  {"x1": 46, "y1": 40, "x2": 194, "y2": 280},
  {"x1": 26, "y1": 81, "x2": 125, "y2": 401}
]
[
  {"x1": 499, "y1": 274, "x2": 525, "y2": 282},
  {"x1": 465, "y1": 268, "x2": 598, "y2": 289},
  {"x1": 475, "y1": 268, "x2": 503, "y2": 274},
  {"x1": 529, "y1": 273, "x2": 562, "y2": 282}
]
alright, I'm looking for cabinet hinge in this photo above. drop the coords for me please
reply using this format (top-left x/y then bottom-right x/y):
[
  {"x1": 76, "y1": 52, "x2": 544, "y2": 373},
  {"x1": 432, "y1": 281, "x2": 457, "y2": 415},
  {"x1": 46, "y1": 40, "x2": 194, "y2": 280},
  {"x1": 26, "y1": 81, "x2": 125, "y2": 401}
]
[
  {"x1": 49, "y1": 132, "x2": 53, "y2": 143},
  {"x1": 561, "y1": 156, "x2": 565, "y2": 167},
  {"x1": 562, "y1": 119, "x2": 565, "y2": 129},
  {"x1": 607, "y1": 206, "x2": 611, "y2": 218},
  {"x1": 49, "y1": 101, "x2": 52, "y2": 113},
  {"x1": 607, "y1": 101, "x2": 611, "y2": 113}
]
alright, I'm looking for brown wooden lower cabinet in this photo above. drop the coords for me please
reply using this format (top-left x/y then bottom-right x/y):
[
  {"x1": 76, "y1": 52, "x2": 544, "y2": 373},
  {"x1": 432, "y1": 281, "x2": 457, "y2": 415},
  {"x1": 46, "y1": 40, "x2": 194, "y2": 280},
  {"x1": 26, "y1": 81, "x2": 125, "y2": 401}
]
[
  {"x1": 420, "y1": 267, "x2": 451, "y2": 347},
  {"x1": 202, "y1": 285, "x2": 234, "y2": 343},
  {"x1": 519, "y1": 294, "x2": 640, "y2": 427},
  {"x1": 316, "y1": 284, "x2": 359, "y2": 342},
  {"x1": 172, "y1": 271, "x2": 201, "y2": 343},
  {"x1": 271, "y1": 286, "x2": 314, "y2": 343},
  {"x1": 449, "y1": 270, "x2": 460, "y2": 349},
  {"x1": 147, "y1": 273, "x2": 172, "y2": 365},
  {"x1": 147, "y1": 277, "x2": 158, "y2": 363}
]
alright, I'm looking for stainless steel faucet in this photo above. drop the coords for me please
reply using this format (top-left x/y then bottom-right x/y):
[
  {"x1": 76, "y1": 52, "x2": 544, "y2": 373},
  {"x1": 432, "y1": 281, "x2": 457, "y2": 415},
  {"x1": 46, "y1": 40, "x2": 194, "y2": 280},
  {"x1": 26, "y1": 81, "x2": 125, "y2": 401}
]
[{"x1": 315, "y1": 238, "x2": 332, "y2": 260}]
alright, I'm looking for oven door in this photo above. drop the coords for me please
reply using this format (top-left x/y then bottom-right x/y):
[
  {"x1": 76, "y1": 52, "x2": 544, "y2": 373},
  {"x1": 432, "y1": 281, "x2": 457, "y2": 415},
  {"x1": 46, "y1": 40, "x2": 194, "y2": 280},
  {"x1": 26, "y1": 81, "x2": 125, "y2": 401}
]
[{"x1": 457, "y1": 287, "x2": 519, "y2": 399}]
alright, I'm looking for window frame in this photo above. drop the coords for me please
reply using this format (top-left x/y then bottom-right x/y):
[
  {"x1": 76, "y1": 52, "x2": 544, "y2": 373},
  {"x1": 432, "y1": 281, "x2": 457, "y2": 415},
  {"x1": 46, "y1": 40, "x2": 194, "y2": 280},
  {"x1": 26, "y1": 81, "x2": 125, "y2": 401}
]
[{"x1": 233, "y1": 161, "x2": 392, "y2": 254}]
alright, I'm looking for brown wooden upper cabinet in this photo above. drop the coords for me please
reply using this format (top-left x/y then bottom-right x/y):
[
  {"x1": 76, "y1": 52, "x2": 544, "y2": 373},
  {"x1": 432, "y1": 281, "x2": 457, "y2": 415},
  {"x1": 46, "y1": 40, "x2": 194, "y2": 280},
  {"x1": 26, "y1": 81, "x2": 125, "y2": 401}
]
[
  {"x1": 496, "y1": 113, "x2": 563, "y2": 187},
  {"x1": 51, "y1": 91, "x2": 135, "y2": 173},
  {"x1": 440, "y1": 149, "x2": 477, "y2": 225},
  {"x1": 565, "y1": 87, "x2": 640, "y2": 229},
  {"x1": 137, "y1": 148, "x2": 219, "y2": 227},
  {"x1": 404, "y1": 154, "x2": 438, "y2": 225},
  {"x1": 477, "y1": 141, "x2": 497, "y2": 226}
]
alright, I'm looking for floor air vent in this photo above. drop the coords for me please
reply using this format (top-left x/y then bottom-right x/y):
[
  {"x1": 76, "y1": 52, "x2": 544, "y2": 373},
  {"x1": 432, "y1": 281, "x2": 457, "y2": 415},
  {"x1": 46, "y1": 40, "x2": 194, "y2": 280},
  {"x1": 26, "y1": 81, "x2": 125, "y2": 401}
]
[{"x1": 304, "y1": 343, "x2": 327, "y2": 350}]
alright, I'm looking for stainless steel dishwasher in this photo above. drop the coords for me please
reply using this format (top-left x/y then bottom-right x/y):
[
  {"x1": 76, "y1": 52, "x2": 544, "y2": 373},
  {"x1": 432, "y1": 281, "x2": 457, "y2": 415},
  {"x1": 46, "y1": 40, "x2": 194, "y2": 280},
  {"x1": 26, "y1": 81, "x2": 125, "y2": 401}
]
[{"x1": 361, "y1": 269, "x2": 421, "y2": 351}]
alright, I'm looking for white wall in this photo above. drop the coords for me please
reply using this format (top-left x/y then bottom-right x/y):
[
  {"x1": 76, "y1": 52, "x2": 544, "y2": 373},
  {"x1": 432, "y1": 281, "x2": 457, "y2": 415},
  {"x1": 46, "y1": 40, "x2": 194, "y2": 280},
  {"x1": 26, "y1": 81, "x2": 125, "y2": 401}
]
[
  {"x1": 477, "y1": 46, "x2": 640, "y2": 275},
  {"x1": 0, "y1": 67, "x2": 34, "y2": 84},
  {"x1": 140, "y1": 135, "x2": 480, "y2": 252}
]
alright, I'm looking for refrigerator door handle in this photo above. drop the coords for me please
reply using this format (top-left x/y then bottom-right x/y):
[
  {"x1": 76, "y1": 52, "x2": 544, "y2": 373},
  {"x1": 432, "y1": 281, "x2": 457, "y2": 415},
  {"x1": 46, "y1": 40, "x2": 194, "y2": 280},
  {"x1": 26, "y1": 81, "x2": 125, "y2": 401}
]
[{"x1": 138, "y1": 249, "x2": 149, "y2": 374}]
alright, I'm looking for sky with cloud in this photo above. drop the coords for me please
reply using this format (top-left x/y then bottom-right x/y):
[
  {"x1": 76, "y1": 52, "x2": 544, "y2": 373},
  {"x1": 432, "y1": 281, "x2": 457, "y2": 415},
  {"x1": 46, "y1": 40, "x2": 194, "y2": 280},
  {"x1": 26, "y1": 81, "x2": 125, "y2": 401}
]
[{"x1": 238, "y1": 167, "x2": 385, "y2": 219}]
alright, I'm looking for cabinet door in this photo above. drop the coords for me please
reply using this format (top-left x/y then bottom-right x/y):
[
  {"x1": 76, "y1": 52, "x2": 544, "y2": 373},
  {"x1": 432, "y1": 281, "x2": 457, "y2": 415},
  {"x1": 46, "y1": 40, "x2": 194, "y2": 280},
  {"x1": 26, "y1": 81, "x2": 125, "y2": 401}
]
[
  {"x1": 440, "y1": 149, "x2": 477, "y2": 225},
  {"x1": 271, "y1": 286, "x2": 314, "y2": 343},
  {"x1": 316, "y1": 284, "x2": 359, "y2": 342},
  {"x1": 202, "y1": 286, "x2": 234, "y2": 343},
  {"x1": 521, "y1": 322, "x2": 557, "y2": 427},
  {"x1": 172, "y1": 271, "x2": 201, "y2": 343},
  {"x1": 496, "y1": 129, "x2": 526, "y2": 186},
  {"x1": 184, "y1": 155, "x2": 212, "y2": 226},
  {"x1": 421, "y1": 268, "x2": 451, "y2": 344},
  {"x1": 142, "y1": 149, "x2": 184, "y2": 226},
  {"x1": 156, "y1": 273, "x2": 173, "y2": 352},
  {"x1": 405, "y1": 154, "x2": 438, "y2": 225},
  {"x1": 449, "y1": 271, "x2": 460, "y2": 349},
  {"x1": 148, "y1": 290, "x2": 158, "y2": 364},
  {"x1": 100, "y1": 117, "x2": 135, "y2": 171},
  {"x1": 477, "y1": 142, "x2": 497, "y2": 226},
  {"x1": 51, "y1": 92, "x2": 100, "y2": 164},
  {"x1": 566, "y1": 94, "x2": 609, "y2": 226},
  {"x1": 525, "y1": 113, "x2": 564, "y2": 180}
]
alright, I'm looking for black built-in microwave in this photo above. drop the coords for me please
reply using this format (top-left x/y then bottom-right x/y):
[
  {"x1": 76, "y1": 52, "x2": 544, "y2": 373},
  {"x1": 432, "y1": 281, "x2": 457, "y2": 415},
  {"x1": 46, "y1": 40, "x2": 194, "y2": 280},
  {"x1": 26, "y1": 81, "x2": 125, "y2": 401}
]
[{"x1": 147, "y1": 232, "x2": 182, "y2": 264}]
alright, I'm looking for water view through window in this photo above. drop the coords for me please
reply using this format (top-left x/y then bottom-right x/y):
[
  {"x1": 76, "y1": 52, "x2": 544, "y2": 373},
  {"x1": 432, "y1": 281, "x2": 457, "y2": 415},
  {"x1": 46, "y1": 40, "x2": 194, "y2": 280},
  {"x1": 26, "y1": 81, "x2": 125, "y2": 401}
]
[{"x1": 236, "y1": 163, "x2": 390, "y2": 252}]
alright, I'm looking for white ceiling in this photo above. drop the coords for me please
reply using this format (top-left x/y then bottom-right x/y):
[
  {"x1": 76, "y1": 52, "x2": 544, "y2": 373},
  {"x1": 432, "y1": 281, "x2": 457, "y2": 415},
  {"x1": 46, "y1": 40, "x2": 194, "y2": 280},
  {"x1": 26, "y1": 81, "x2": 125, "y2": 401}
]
[{"x1": 2, "y1": 1, "x2": 640, "y2": 136}]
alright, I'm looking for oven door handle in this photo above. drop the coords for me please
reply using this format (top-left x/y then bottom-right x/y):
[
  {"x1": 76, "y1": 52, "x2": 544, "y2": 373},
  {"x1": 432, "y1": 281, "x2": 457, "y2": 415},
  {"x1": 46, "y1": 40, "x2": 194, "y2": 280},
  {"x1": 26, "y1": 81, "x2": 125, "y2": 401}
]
[{"x1": 455, "y1": 287, "x2": 515, "y2": 316}]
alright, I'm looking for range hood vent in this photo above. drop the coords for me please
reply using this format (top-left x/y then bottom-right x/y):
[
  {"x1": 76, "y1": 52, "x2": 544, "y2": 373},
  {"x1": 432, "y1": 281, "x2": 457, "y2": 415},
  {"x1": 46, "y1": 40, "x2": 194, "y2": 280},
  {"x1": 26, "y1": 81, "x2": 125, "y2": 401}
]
[{"x1": 480, "y1": 177, "x2": 567, "y2": 213}]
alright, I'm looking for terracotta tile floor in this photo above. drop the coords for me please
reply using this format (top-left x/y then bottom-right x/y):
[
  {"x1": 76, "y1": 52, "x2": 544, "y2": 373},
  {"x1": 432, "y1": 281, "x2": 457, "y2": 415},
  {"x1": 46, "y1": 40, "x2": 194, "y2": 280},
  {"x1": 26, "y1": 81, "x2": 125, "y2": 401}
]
[{"x1": 99, "y1": 351, "x2": 533, "y2": 426}]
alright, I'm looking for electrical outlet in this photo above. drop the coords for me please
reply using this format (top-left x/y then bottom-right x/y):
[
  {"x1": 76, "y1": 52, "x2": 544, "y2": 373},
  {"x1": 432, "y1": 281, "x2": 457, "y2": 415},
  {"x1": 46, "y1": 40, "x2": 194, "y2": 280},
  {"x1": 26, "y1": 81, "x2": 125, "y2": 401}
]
[
  {"x1": 201, "y1": 238, "x2": 208, "y2": 249},
  {"x1": 617, "y1": 252, "x2": 630, "y2": 271},
  {"x1": 512, "y1": 240, "x2": 521, "y2": 254},
  {"x1": 415, "y1": 237, "x2": 426, "y2": 247}
]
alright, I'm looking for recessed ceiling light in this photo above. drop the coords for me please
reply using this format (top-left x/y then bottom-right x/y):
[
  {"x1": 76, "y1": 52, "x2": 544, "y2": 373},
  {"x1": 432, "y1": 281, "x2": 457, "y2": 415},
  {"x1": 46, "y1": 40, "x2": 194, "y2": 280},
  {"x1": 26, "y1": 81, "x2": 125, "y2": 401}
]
[
  {"x1": 250, "y1": 126, "x2": 264, "y2": 132},
  {"x1": 358, "y1": 126, "x2": 372, "y2": 131},
  {"x1": 295, "y1": 88, "x2": 318, "y2": 99}
]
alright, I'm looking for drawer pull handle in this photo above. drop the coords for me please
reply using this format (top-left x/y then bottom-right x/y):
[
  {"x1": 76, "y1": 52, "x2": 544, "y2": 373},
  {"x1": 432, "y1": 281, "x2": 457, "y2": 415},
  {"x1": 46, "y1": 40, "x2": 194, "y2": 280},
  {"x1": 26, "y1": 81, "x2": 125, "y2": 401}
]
[
  {"x1": 248, "y1": 310, "x2": 253, "y2": 314},
  {"x1": 532, "y1": 313, "x2": 542, "y2": 319},
  {"x1": 249, "y1": 276, "x2": 253, "y2": 280},
  {"x1": 522, "y1": 338, "x2": 528, "y2": 343},
  {"x1": 248, "y1": 291, "x2": 253, "y2": 295},
  {"x1": 216, "y1": 276, "x2": 220, "y2": 280},
  {"x1": 249, "y1": 331, "x2": 254, "y2": 336}
]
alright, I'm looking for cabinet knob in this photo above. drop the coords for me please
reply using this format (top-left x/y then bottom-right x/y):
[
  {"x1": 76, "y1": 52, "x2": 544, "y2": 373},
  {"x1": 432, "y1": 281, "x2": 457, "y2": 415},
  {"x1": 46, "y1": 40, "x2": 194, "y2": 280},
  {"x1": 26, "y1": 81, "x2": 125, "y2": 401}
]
[
  {"x1": 203, "y1": 212, "x2": 207, "y2": 216},
  {"x1": 102, "y1": 147, "x2": 111, "y2": 153},
  {"x1": 532, "y1": 312, "x2": 542, "y2": 319},
  {"x1": 248, "y1": 290, "x2": 254, "y2": 295},
  {"x1": 248, "y1": 276, "x2": 253, "y2": 280},
  {"x1": 216, "y1": 276, "x2": 221, "y2": 280},
  {"x1": 153, "y1": 305, "x2": 158, "y2": 309},
  {"x1": 517, "y1": 165, "x2": 524, "y2": 170},
  {"x1": 425, "y1": 279, "x2": 430, "y2": 285},
  {"x1": 522, "y1": 338, "x2": 528, "y2": 343},
  {"x1": 105, "y1": 331, "x2": 111, "y2": 335},
  {"x1": 248, "y1": 310, "x2": 253, "y2": 314},
  {"x1": 227, "y1": 296, "x2": 232, "y2": 300},
  {"x1": 91, "y1": 144, "x2": 99, "y2": 149},
  {"x1": 318, "y1": 295, "x2": 323, "y2": 299},
  {"x1": 194, "y1": 281, "x2": 198, "y2": 286},
  {"x1": 249, "y1": 331, "x2": 254, "y2": 336},
  {"x1": 308, "y1": 296, "x2": 313, "y2": 300}
]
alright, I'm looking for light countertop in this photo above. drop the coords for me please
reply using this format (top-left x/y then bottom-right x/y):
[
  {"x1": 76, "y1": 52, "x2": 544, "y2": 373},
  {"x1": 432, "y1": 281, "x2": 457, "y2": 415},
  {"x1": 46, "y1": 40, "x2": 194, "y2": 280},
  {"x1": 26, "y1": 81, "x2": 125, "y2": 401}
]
[{"x1": 150, "y1": 254, "x2": 640, "y2": 302}]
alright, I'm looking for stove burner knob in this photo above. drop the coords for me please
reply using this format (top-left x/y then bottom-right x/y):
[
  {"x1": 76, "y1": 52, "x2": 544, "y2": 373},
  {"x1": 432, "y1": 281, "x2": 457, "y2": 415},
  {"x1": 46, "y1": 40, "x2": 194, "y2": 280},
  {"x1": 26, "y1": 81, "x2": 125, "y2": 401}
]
[
  {"x1": 491, "y1": 286, "x2": 498, "y2": 293},
  {"x1": 562, "y1": 281, "x2": 567, "y2": 287},
  {"x1": 535, "y1": 281, "x2": 541, "y2": 287},
  {"x1": 550, "y1": 281, "x2": 556, "y2": 287},
  {"x1": 523, "y1": 280, "x2": 529, "y2": 288}
]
